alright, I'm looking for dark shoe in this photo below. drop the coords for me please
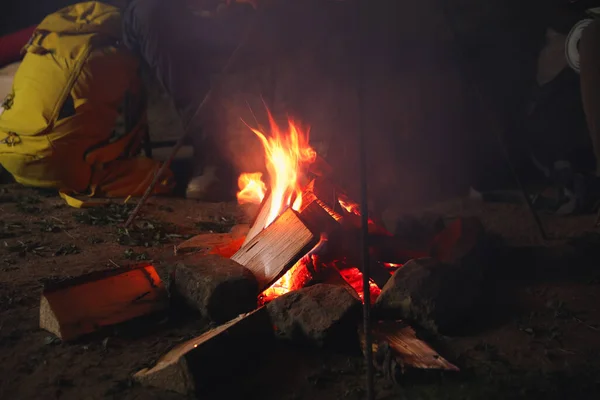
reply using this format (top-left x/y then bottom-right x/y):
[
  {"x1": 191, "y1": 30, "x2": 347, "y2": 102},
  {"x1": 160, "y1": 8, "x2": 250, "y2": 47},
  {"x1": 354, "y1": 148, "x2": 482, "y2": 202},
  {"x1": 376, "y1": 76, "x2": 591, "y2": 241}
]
[{"x1": 532, "y1": 160, "x2": 600, "y2": 215}]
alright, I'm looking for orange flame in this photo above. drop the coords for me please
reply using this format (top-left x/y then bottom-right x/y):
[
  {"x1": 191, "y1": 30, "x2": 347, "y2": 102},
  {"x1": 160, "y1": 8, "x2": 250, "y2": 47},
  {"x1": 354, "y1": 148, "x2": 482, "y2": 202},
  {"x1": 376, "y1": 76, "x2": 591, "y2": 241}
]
[
  {"x1": 260, "y1": 257, "x2": 312, "y2": 305},
  {"x1": 338, "y1": 197, "x2": 360, "y2": 216},
  {"x1": 237, "y1": 172, "x2": 266, "y2": 205},
  {"x1": 237, "y1": 111, "x2": 316, "y2": 229},
  {"x1": 258, "y1": 224, "x2": 328, "y2": 303}
]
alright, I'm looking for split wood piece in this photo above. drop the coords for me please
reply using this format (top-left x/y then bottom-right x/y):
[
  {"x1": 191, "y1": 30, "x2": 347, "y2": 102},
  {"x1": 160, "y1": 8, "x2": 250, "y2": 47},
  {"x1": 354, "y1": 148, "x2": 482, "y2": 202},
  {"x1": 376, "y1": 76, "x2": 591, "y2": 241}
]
[
  {"x1": 360, "y1": 320, "x2": 459, "y2": 382},
  {"x1": 175, "y1": 224, "x2": 249, "y2": 258},
  {"x1": 297, "y1": 198, "x2": 340, "y2": 237},
  {"x1": 134, "y1": 307, "x2": 273, "y2": 396},
  {"x1": 231, "y1": 208, "x2": 318, "y2": 292},
  {"x1": 40, "y1": 265, "x2": 168, "y2": 341},
  {"x1": 242, "y1": 191, "x2": 272, "y2": 247},
  {"x1": 299, "y1": 178, "x2": 343, "y2": 220}
]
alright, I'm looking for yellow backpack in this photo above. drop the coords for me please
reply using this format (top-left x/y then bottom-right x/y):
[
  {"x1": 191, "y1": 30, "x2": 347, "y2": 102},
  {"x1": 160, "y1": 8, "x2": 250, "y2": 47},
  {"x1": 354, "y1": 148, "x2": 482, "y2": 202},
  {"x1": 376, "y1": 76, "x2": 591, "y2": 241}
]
[{"x1": 0, "y1": 2, "x2": 173, "y2": 205}]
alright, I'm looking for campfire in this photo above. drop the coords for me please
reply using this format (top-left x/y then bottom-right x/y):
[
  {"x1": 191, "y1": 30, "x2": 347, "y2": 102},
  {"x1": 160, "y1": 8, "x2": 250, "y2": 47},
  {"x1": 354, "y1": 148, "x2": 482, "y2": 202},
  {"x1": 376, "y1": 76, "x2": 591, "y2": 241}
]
[
  {"x1": 231, "y1": 110, "x2": 393, "y2": 305},
  {"x1": 37, "y1": 110, "x2": 480, "y2": 397}
]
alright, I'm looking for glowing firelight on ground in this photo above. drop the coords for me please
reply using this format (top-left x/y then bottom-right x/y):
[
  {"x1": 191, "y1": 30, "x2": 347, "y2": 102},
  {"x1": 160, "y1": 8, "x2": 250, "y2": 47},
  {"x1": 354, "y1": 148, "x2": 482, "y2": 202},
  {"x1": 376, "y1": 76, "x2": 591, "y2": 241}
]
[{"x1": 236, "y1": 111, "x2": 316, "y2": 229}]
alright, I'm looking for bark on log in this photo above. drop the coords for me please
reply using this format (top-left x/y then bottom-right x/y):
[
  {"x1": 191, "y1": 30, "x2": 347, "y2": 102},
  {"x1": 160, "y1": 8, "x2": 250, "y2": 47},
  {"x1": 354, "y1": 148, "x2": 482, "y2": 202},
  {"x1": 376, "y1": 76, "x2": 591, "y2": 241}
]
[
  {"x1": 266, "y1": 283, "x2": 361, "y2": 347},
  {"x1": 133, "y1": 307, "x2": 273, "y2": 396},
  {"x1": 374, "y1": 257, "x2": 484, "y2": 334},
  {"x1": 231, "y1": 208, "x2": 318, "y2": 292},
  {"x1": 40, "y1": 265, "x2": 168, "y2": 341},
  {"x1": 170, "y1": 254, "x2": 258, "y2": 323}
]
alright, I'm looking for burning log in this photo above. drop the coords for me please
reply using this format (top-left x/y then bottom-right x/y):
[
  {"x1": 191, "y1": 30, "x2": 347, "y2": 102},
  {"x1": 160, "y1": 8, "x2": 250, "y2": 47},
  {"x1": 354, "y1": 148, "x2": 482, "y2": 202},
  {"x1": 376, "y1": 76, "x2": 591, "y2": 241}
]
[
  {"x1": 134, "y1": 307, "x2": 273, "y2": 396},
  {"x1": 40, "y1": 265, "x2": 168, "y2": 341},
  {"x1": 170, "y1": 254, "x2": 258, "y2": 323},
  {"x1": 241, "y1": 192, "x2": 272, "y2": 247},
  {"x1": 299, "y1": 177, "x2": 344, "y2": 219},
  {"x1": 359, "y1": 320, "x2": 459, "y2": 383},
  {"x1": 231, "y1": 208, "x2": 319, "y2": 292},
  {"x1": 297, "y1": 199, "x2": 340, "y2": 236}
]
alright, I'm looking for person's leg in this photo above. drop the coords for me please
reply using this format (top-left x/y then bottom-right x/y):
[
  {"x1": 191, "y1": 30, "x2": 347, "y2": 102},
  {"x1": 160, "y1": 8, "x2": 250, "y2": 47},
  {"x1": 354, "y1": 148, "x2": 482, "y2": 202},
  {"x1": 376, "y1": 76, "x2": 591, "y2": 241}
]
[
  {"x1": 580, "y1": 19, "x2": 600, "y2": 176},
  {"x1": 122, "y1": 0, "x2": 251, "y2": 199}
]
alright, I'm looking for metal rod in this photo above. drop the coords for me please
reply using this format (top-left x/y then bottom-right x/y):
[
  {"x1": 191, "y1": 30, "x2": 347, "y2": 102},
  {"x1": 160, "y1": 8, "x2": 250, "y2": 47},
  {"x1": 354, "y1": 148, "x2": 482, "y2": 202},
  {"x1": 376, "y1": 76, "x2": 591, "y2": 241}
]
[
  {"x1": 124, "y1": 7, "x2": 263, "y2": 229},
  {"x1": 356, "y1": 0, "x2": 375, "y2": 398}
]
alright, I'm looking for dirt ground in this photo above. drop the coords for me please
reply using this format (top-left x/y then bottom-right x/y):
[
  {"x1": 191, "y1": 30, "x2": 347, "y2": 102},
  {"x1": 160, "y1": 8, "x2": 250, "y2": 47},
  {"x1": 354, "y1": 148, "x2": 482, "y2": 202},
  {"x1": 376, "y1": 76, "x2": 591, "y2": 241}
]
[{"x1": 0, "y1": 183, "x2": 599, "y2": 400}]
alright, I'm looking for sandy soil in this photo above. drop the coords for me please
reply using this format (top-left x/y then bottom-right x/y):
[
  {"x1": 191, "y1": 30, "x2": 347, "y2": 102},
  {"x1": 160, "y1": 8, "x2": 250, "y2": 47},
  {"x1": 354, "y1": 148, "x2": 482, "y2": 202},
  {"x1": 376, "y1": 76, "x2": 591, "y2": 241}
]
[{"x1": 0, "y1": 183, "x2": 599, "y2": 400}]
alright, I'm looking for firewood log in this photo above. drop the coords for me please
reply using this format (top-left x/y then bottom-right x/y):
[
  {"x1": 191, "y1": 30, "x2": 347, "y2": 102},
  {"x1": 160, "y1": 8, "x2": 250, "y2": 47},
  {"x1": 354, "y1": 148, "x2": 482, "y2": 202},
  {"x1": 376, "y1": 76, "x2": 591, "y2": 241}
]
[
  {"x1": 231, "y1": 208, "x2": 319, "y2": 291},
  {"x1": 242, "y1": 191, "x2": 272, "y2": 247},
  {"x1": 40, "y1": 265, "x2": 168, "y2": 341},
  {"x1": 299, "y1": 177, "x2": 344, "y2": 220},
  {"x1": 134, "y1": 307, "x2": 273, "y2": 396}
]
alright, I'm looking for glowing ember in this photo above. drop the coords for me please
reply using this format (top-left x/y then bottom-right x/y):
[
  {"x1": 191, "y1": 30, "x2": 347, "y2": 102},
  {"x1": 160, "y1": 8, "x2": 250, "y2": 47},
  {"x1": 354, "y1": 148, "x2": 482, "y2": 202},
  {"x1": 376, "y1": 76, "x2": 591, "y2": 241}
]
[
  {"x1": 338, "y1": 193, "x2": 390, "y2": 235},
  {"x1": 383, "y1": 262, "x2": 403, "y2": 271},
  {"x1": 338, "y1": 266, "x2": 381, "y2": 304},
  {"x1": 259, "y1": 234, "x2": 328, "y2": 304},
  {"x1": 260, "y1": 257, "x2": 312, "y2": 305},
  {"x1": 338, "y1": 196, "x2": 360, "y2": 216},
  {"x1": 237, "y1": 111, "x2": 316, "y2": 229}
]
